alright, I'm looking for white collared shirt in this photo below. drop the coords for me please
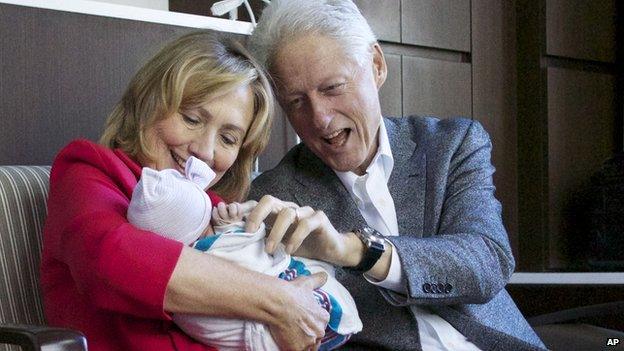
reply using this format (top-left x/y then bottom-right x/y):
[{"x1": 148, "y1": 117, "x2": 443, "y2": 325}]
[{"x1": 334, "y1": 120, "x2": 482, "y2": 351}]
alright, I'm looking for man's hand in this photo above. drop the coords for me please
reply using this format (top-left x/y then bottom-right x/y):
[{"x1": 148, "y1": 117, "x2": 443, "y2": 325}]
[{"x1": 245, "y1": 195, "x2": 364, "y2": 267}]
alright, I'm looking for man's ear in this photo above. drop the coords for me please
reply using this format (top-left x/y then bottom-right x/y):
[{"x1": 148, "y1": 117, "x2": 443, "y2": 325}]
[{"x1": 371, "y1": 43, "x2": 388, "y2": 89}]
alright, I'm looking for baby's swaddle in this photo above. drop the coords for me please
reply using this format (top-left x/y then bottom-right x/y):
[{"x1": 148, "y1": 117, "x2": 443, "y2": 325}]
[{"x1": 174, "y1": 222, "x2": 363, "y2": 351}]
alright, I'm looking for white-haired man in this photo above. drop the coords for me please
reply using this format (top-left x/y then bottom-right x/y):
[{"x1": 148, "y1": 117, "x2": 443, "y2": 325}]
[{"x1": 246, "y1": 1, "x2": 546, "y2": 350}]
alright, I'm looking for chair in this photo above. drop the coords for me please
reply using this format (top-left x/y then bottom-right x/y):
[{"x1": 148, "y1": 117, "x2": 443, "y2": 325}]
[
  {"x1": 530, "y1": 301, "x2": 624, "y2": 351},
  {"x1": 0, "y1": 166, "x2": 87, "y2": 351}
]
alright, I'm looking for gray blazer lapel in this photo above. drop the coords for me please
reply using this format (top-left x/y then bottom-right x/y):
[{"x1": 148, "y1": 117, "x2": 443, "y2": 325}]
[
  {"x1": 291, "y1": 147, "x2": 366, "y2": 233},
  {"x1": 385, "y1": 118, "x2": 426, "y2": 237}
]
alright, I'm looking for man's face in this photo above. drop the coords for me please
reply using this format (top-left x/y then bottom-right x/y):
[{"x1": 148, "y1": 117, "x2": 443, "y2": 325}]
[{"x1": 272, "y1": 35, "x2": 387, "y2": 175}]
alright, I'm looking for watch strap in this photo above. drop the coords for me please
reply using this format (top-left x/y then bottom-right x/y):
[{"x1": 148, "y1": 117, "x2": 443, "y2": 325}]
[{"x1": 349, "y1": 227, "x2": 385, "y2": 273}]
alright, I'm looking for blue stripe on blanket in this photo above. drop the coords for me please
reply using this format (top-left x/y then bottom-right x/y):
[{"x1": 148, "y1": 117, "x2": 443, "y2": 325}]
[{"x1": 192, "y1": 235, "x2": 221, "y2": 251}]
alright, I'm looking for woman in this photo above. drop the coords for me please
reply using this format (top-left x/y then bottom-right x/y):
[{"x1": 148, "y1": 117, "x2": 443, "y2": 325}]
[{"x1": 40, "y1": 31, "x2": 329, "y2": 351}]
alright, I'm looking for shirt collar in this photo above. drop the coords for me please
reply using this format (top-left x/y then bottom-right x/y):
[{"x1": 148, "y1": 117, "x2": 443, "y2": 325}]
[{"x1": 335, "y1": 119, "x2": 394, "y2": 190}]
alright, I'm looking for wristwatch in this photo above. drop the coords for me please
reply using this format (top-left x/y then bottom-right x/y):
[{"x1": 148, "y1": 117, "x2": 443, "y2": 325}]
[{"x1": 347, "y1": 226, "x2": 386, "y2": 273}]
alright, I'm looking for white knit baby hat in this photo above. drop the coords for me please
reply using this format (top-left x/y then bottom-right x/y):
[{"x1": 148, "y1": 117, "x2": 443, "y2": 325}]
[{"x1": 128, "y1": 156, "x2": 216, "y2": 245}]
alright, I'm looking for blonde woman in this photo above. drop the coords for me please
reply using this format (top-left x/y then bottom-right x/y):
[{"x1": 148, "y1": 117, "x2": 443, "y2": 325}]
[{"x1": 41, "y1": 32, "x2": 329, "y2": 351}]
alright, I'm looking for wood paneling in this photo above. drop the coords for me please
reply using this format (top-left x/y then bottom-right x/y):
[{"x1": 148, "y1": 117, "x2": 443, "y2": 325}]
[
  {"x1": 378, "y1": 53, "x2": 402, "y2": 117},
  {"x1": 517, "y1": 0, "x2": 621, "y2": 271},
  {"x1": 0, "y1": 3, "x2": 207, "y2": 165},
  {"x1": 517, "y1": 0, "x2": 549, "y2": 271},
  {"x1": 471, "y1": 0, "x2": 519, "y2": 254},
  {"x1": 257, "y1": 108, "x2": 298, "y2": 172},
  {"x1": 547, "y1": 68, "x2": 616, "y2": 269},
  {"x1": 402, "y1": 56, "x2": 472, "y2": 118},
  {"x1": 401, "y1": 0, "x2": 471, "y2": 52},
  {"x1": 546, "y1": 0, "x2": 616, "y2": 63},
  {"x1": 354, "y1": 0, "x2": 401, "y2": 43}
]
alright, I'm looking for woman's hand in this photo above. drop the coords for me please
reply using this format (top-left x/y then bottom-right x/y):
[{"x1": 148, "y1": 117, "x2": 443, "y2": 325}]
[
  {"x1": 245, "y1": 195, "x2": 363, "y2": 267},
  {"x1": 269, "y1": 272, "x2": 329, "y2": 351}
]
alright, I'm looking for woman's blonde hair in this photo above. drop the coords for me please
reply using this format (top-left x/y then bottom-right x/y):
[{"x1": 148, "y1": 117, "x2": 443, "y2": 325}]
[{"x1": 100, "y1": 31, "x2": 274, "y2": 201}]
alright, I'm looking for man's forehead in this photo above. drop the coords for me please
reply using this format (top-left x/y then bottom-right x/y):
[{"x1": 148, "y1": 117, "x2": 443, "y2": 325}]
[{"x1": 271, "y1": 40, "x2": 361, "y2": 94}]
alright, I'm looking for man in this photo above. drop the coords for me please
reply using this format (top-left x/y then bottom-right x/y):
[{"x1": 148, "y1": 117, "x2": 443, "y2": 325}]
[{"x1": 247, "y1": 1, "x2": 546, "y2": 350}]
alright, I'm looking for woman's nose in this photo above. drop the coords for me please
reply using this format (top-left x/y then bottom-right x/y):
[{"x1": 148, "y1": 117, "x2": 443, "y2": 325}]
[{"x1": 189, "y1": 136, "x2": 215, "y2": 167}]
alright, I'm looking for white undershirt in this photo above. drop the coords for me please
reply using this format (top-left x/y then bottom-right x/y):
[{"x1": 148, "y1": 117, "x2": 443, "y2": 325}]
[{"x1": 334, "y1": 121, "x2": 482, "y2": 351}]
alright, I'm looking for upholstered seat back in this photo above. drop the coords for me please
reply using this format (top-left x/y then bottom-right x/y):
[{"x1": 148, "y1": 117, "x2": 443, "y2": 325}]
[{"x1": 0, "y1": 166, "x2": 50, "y2": 331}]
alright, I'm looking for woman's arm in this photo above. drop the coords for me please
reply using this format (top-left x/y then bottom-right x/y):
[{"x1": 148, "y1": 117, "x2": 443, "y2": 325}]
[
  {"x1": 166, "y1": 246, "x2": 329, "y2": 350},
  {"x1": 45, "y1": 141, "x2": 328, "y2": 350}
]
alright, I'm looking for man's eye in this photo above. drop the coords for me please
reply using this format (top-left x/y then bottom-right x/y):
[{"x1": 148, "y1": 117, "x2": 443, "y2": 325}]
[
  {"x1": 182, "y1": 114, "x2": 200, "y2": 125},
  {"x1": 326, "y1": 83, "x2": 345, "y2": 92},
  {"x1": 289, "y1": 97, "x2": 303, "y2": 108}
]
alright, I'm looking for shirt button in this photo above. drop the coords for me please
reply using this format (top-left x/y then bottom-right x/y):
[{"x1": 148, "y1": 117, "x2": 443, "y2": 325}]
[
  {"x1": 422, "y1": 283, "x2": 431, "y2": 293},
  {"x1": 444, "y1": 283, "x2": 453, "y2": 293}
]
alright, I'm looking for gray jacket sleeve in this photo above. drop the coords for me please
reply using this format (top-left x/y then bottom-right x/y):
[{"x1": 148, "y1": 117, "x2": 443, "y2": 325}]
[{"x1": 385, "y1": 120, "x2": 514, "y2": 306}]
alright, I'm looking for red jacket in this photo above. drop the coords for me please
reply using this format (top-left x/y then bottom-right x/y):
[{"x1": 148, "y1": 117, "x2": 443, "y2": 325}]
[{"x1": 41, "y1": 139, "x2": 221, "y2": 351}]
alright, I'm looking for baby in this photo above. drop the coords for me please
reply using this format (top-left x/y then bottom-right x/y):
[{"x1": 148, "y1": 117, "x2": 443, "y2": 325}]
[{"x1": 127, "y1": 156, "x2": 362, "y2": 351}]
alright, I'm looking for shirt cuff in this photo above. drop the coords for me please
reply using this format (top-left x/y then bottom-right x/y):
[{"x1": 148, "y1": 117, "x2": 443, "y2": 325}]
[{"x1": 364, "y1": 240, "x2": 407, "y2": 293}]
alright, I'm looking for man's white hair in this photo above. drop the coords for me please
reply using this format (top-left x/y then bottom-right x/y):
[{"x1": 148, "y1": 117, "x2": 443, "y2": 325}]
[{"x1": 249, "y1": 0, "x2": 377, "y2": 72}]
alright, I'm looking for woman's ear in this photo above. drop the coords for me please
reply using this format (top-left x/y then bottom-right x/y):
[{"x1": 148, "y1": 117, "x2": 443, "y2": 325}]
[{"x1": 371, "y1": 43, "x2": 388, "y2": 89}]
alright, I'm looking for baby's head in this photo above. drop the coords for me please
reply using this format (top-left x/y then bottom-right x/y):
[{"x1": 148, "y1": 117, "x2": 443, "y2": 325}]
[{"x1": 128, "y1": 156, "x2": 215, "y2": 245}]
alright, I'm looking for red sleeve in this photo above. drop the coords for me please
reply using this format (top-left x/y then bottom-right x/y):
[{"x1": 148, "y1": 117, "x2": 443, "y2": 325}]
[
  {"x1": 44, "y1": 140, "x2": 182, "y2": 320},
  {"x1": 207, "y1": 190, "x2": 225, "y2": 207}
]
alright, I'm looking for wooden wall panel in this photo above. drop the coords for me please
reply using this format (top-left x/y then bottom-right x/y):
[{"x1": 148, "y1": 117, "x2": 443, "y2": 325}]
[
  {"x1": 354, "y1": 0, "x2": 401, "y2": 43},
  {"x1": 471, "y1": 0, "x2": 519, "y2": 255},
  {"x1": 546, "y1": 0, "x2": 616, "y2": 63},
  {"x1": 257, "y1": 108, "x2": 298, "y2": 171},
  {"x1": 378, "y1": 53, "x2": 402, "y2": 117},
  {"x1": 547, "y1": 68, "x2": 616, "y2": 269},
  {"x1": 401, "y1": 0, "x2": 471, "y2": 52},
  {"x1": 0, "y1": 3, "x2": 219, "y2": 165},
  {"x1": 402, "y1": 56, "x2": 472, "y2": 118}
]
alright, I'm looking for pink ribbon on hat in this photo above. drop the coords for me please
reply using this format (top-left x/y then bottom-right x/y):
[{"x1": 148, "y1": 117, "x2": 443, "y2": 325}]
[{"x1": 184, "y1": 156, "x2": 216, "y2": 190}]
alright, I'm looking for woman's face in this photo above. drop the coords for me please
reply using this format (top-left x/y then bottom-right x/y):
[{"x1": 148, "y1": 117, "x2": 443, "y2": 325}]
[{"x1": 143, "y1": 84, "x2": 255, "y2": 187}]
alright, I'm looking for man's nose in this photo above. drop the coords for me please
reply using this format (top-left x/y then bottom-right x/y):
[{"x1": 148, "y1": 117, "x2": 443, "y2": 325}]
[{"x1": 309, "y1": 96, "x2": 333, "y2": 130}]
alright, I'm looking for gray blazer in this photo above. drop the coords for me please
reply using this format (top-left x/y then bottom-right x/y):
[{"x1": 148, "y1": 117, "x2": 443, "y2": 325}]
[{"x1": 250, "y1": 116, "x2": 546, "y2": 351}]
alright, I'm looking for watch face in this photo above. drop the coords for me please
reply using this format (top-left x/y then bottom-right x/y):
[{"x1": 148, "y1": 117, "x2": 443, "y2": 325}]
[{"x1": 360, "y1": 227, "x2": 386, "y2": 250}]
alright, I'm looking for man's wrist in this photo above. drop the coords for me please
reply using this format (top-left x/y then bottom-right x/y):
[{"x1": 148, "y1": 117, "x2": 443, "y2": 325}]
[{"x1": 339, "y1": 231, "x2": 365, "y2": 267}]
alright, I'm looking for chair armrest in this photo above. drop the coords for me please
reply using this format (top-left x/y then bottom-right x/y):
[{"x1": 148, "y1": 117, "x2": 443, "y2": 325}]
[{"x1": 0, "y1": 323, "x2": 87, "y2": 351}]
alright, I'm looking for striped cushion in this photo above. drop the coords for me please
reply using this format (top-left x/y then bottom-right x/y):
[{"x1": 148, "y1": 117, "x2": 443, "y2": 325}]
[{"x1": 0, "y1": 166, "x2": 50, "y2": 350}]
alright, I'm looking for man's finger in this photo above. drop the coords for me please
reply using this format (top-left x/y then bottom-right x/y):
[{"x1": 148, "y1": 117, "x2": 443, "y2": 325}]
[
  {"x1": 295, "y1": 206, "x2": 314, "y2": 221},
  {"x1": 245, "y1": 195, "x2": 277, "y2": 232},
  {"x1": 239, "y1": 200, "x2": 258, "y2": 215},
  {"x1": 266, "y1": 207, "x2": 297, "y2": 253},
  {"x1": 285, "y1": 215, "x2": 316, "y2": 254}
]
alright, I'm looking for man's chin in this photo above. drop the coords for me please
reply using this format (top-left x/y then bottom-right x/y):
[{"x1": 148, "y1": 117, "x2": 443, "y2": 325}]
[{"x1": 325, "y1": 158, "x2": 364, "y2": 174}]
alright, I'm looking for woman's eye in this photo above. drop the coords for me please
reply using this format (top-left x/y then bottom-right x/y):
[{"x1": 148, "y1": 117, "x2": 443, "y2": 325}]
[
  {"x1": 182, "y1": 114, "x2": 201, "y2": 126},
  {"x1": 221, "y1": 134, "x2": 238, "y2": 145}
]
